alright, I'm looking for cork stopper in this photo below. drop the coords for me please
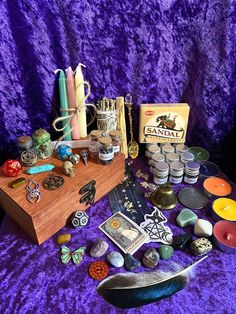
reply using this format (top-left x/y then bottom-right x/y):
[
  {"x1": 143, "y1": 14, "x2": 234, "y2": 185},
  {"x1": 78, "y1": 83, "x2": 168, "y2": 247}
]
[
  {"x1": 109, "y1": 130, "x2": 120, "y2": 137},
  {"x1": 90, "y1": 130, "x2": 102, "y2": 137},
  {"x1": 18, "y1": 136, "x2": 32, "y2": 144},
  {"x1": 33, "y1": 128, "x2": 50, "y2": 142},
  {"x1": 99, "y1": 137, "x2": 112, "y2": 146}
]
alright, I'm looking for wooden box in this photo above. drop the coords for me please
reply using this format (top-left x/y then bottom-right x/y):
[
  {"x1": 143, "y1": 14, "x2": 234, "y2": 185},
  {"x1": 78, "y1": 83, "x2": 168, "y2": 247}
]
[{"x1": 0, "y1": 151, "x2": 125, "y2": 244}]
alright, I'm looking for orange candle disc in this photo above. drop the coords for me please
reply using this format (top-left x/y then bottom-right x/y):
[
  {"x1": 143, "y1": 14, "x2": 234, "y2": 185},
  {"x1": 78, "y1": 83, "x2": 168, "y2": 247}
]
[
  {"x1": 203, "y1": 177, "x2": 232, "y2": 196},
  {"x1": 212, "y1": 198, "x2": 236, "y2": 221}
]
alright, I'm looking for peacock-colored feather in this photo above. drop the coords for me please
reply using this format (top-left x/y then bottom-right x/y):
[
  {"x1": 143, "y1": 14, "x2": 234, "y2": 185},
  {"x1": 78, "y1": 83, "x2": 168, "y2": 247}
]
[{"x1": 97, "y1": 256, "x2": 207, "y2": 308}]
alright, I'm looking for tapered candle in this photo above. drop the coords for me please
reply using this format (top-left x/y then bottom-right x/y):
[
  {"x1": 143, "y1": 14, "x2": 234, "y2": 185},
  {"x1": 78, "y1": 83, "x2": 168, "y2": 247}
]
[
  {"x1": 58, "y1": 70, "x2": 72, "y2": 140},
  {"x1": 65, "y1": 67, "x2": 80, "y2": 139},
  {"x1": 75, "y1": 63, "x2": 87, "y2": 137}
]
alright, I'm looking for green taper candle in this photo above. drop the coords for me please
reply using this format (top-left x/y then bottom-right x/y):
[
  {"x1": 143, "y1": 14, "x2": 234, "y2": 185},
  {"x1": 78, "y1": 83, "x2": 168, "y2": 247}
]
[{"x1": 58, "y1": 70, "x2": 72, "y2": 140}]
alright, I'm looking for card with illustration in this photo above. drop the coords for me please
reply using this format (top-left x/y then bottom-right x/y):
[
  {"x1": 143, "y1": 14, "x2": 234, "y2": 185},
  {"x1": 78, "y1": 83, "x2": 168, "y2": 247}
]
[{"x1": 99, "y1": 212, "x2": 149, "y2": 255}]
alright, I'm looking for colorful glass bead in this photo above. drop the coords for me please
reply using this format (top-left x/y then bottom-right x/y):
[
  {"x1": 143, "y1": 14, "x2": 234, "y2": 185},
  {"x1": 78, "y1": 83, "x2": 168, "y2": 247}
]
[
  {"x1": 56, "y1": 144, "x2": 73, "y2": 160},
  {"x1": 3, "y1": 160, "x2": 22, "y2": 177}
]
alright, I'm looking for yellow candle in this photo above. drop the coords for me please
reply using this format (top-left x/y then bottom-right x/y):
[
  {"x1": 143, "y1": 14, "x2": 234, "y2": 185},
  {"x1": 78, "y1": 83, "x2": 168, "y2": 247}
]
[
  {"x1": 212, "y1": 198, "x2": 236, "y2": 221},
  {"x1": 75, "y1": 63, "x2": 87, "y2": 138}
]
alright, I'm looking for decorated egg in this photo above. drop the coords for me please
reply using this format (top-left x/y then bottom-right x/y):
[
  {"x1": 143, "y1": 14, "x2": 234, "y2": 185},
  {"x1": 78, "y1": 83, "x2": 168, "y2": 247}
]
[
  {"x1": 3, "y1": 160, "x2": 22, "y2": 177},
  {"x1": 56, "y1": 144, "x2": 73, "y2": 160}
]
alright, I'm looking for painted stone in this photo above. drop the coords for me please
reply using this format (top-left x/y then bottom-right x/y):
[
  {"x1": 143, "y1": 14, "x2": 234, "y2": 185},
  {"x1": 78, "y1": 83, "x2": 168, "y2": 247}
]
[
  {"x1": 194, "y1": 219, "x2": 213, "y2": 237},
  {"x1": 107, "y1": 252, "x2": 124, "y2": 267},
  {"x1": 3, "y1": 160, "x2": 22, "y2": 177},
  {"x1": 56, "y1": 144, "x2": 73, "y2": 160},
  {"x1": 176, "y1": 208, "x2": 198, "y2": 227},
  {"x1": 142, "y1": 248, "x2": 160, "y2": 268},
  {"x1": 172, "y1": 233, "x2": 192, "y2": 250},
  {"x1": 57, "y1": 234, "x2": 71, "y2": 245},
  {"x1": 90, "y1": 239, "x2": 109, "y2": 258},
  {"x1": 71, "y1": 211, "x2": 89, "y2": 228},
  {"x1": 124, "y1": 253, "x2": 141, "y2": 270},
  {"x1": 159, "y1": 245, "x2": 174, "y2": 259},
  {"x1": 190, "y1": 238, "x2": 213, "y2": 256}
]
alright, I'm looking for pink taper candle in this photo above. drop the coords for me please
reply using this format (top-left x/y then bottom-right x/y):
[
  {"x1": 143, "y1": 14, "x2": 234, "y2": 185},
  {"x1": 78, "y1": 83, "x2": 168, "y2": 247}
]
[{"x1": 65, "y1": 66, "x2": 80, "y2": 139}]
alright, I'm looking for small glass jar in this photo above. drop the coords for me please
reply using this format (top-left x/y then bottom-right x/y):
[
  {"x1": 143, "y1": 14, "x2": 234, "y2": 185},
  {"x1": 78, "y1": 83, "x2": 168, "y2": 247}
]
[
  {"x1": 181, "y1": 152, "x2": 194, "y2": 164},
  {"x1": 176, "y1": 144, "x2": 188, "y2": 154},
  {"x1": 32, "y1": 128, "x2": 52, "y2": 159},
  {"x1": 152, "y1": 162, "x2": 169, "y2": 185},
  {"x1": 109, "y1": 130, "x2": 121, "y2": 155},
  {"x1": 162, "y1": 144, "x2": 175, "y2": 155},
  {"x1": 18, "y1": 136, "x2": 37, "y2": 166},
  {"x1": 89, "y1": 130, "x2": 102, "y2": 158},
  {"x1": 149, "y1": 153, "x2": 165, "y2": 166},
  {"x1": 166, "y1": 153, "x2": 179, "y2": 164},
  {"x1": 184, "y1": 161, "x2": 200, "y2": 184},
  {"x1": 169, "y1": 161, "x2": 184, "y2": 184},
  {"x1": 98, "y1": 137, "x2": 114, "y2": 165},
  {"x1": 145, "y1": 144, "x2": 160, "y2": 158}
]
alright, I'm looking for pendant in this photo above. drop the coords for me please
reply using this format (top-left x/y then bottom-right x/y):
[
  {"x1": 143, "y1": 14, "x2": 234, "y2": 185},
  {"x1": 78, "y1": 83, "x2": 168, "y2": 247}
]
[
  {"x1": 42, "y1": 174, "x2": 64, "y2": 190},
  {"x1": 128, "y1": 140, "x2": 139, "y2": 159}
]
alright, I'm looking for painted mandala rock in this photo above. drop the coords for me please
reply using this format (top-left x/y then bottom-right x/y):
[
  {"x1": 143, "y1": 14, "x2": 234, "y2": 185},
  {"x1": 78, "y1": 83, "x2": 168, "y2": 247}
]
[
  {"x1": 56, "y1": 144, "x2": 73, "y2": 160},
  {"x1": 3, "y1": 160, "x2": 22, "y2": 177},
  {"x1": 71, "y1": 211, "x2": 89, "y2": 228}
]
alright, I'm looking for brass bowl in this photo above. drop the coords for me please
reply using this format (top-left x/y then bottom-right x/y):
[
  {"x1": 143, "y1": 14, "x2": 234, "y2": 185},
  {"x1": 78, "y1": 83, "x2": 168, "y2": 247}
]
[{"x1": 151, "y1": 182, "x2": 177, "y2": 210}]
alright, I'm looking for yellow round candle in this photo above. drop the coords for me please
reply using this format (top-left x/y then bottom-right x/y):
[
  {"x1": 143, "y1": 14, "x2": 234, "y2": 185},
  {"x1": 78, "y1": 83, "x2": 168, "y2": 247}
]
[
  {"x1": 212, "y1": 198, "x2": 236, "y2": 221},
  {"x1": 204, "y1": 177, "x2": 232, "y2": 196}
]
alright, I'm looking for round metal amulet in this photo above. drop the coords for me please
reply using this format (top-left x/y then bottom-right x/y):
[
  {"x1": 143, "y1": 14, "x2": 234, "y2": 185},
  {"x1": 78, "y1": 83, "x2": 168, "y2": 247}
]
[{"x1": 42, "y1": 174, "x2": 64, "y2": 190}]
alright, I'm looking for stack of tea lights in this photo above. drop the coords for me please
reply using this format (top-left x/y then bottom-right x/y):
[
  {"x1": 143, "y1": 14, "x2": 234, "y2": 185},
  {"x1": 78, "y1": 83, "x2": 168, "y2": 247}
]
[{"x1": 146, "y1": 143, "x2": 200, "y2": 185}]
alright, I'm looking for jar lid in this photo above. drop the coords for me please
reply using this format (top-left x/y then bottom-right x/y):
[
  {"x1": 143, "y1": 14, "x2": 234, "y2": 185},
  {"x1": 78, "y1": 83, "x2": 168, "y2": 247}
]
[
  {"x1": 170, "y1": 161, "x2": 184, "y2": 171},
  {"x1": 90, "y1": 130, "x2": 102, "y2": 137},
  {"x1": 155, "y1": 161, "x2": 169, "y2": 171},
  {"x1": 99, "y1": 137, "x2": 112, "y2": 145},
  {"x1": 147, "y1": 144, "x2": 160, "y2": 154},
  {"x1": 166, "y1": 153, "x2": 179, "y2": 161},
  {"x1": 162, "y1": 145, "x2": 174, "y2": 153},
  {"x1": 176, "y1": 144, "x2": 188, "y2": 152},
  {"x1": 186, "y1": 161, "x2": 200, "y2": 170},
  {"x1": 18, "y1": 136, "x2": 32, "y2": 144},
  {"x1": 108, "y1": 130, "x2": 120, "y2": 137},
  {"x1": 152, "y1": 153, "x2": 165, "y2": 162},
  {"x1": 181, "y1": 152, "x2": 194, "y2": 161},
  {"x1": 33, "y1": 128, "x2": 50, "y2": 140}
]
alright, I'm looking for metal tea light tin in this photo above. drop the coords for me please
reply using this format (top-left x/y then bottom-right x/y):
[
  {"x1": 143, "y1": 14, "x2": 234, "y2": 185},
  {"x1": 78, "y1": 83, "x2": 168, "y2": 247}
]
[
  {"x1": 169, "y1": 161, "x2": 184, "y2": 184},
  {"x1": 98, "y1": 137, "x2": 114, "y2": 165},
  {"x1": 184, "y1": 161, "x2": 200, "y2": 184},
  {"x1": 152, "y1": 161, "x2": 169, "y2": 185},
  {"x1": 33, "y1": 128, "x2": 52, "y2": 159}
]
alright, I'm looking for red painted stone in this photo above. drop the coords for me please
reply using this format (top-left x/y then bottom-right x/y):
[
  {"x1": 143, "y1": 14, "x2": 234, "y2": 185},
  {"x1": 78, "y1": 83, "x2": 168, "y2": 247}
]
[{"x1": 3, "y1": 160, "x2": 22, "y2": 177}]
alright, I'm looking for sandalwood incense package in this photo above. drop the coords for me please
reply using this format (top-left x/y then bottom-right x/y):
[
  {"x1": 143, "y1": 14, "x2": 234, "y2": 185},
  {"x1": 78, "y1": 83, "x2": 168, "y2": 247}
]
[{"x1": 139, "y1": 103, "x2": 190, "y2": 143}]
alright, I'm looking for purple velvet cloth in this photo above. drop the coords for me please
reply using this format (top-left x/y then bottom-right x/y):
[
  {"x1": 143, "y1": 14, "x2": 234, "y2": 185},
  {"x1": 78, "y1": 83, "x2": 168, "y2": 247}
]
[
  {"x1": 0, "y1": 158, "x2": 236, "y2": 313},
  {"x1": 0, "y1": 0, "x2": 236, "y2": 179}
]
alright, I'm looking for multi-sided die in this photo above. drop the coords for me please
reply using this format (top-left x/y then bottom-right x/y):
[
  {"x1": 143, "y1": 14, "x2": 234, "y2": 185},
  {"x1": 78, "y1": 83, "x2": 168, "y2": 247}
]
[
  {"x1": 71, "y1": 211, "x2": 89, "y2": 228},
  {"x1": 3, "y1": 160, "x2": 22, "y2": 177},
  {"x1": 56, "y1": 144, "x2": 73, "y2": 160}
]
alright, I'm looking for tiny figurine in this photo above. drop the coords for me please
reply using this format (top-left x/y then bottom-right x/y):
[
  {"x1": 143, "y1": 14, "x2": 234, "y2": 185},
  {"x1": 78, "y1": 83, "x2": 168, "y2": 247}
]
[
  {"x1": 56, "y1": 144, "x2": 73, "y2": 160},
  {"x1": 3, "y1": 160, "x2": 22, "y2": 177},
  {"x1": 26, "y1": 179, "x2": 42, "y2": 203},
  {"x1": 80, "y1": 149, "x2": 89, "y2": 165},
  {"x1": 62, "y1": 161, "x2": 75, "y2": 177},
  {"x1": 69, "y1": 154, "x2": 80, "y2": 165},
  {"x1": 71, "y1": 211, "x2": 89, "y2": 228}
]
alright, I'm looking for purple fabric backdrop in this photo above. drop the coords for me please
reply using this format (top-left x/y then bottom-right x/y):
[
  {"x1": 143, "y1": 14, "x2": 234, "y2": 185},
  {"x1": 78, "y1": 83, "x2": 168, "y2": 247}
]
[
  {"x1": 0, "y1": 0, "x2": 236, "y2": 179},
  {"x1": 0, "y1": 158, "x2": 236, "y2": 314}
]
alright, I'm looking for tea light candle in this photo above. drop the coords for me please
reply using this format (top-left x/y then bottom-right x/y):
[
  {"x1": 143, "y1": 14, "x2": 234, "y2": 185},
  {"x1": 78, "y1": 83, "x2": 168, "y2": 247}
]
[
  {"x1": 212, "y1": 198, "x2": 236, "y2": 221},
  {"x1": 203, "y1": 177, "x2": 232, "y2": 197},
  {"x1": 188, "y1": 147, "x2": 210, "y2": 161},
  {"x1": 178, "y1": 187, "x2": 209, "y2": 209},
  {"x1": 213, "y1": 221, "x2": 236, "y2": 253},
  {"x1": 199, "y1": 161, "x2": 220, "y2": 178}
]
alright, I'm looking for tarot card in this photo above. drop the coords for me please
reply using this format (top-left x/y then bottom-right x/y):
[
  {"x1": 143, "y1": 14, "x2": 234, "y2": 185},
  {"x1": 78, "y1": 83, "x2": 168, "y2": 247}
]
[{"x1": 99, "y1": 212, "x2": 149, "y2": 255}]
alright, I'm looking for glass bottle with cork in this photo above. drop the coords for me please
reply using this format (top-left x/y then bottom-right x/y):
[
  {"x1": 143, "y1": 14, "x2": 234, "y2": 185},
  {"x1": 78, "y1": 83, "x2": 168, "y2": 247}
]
[
  {"x1": 108, "y1": 130, "x2": 121, "y2": 155},
  {"x1": 98, "y1": 137, "x2": 114, "y2": 165},
  {"x1": 18, "y1": 136, "x2": 37, "y2": 167},
  {"x1": 89, "y1": 130, "x2": 102, "y2": 159},
  {"x1": 33, "y1": 128, "x2": 52, "y2": 159}
]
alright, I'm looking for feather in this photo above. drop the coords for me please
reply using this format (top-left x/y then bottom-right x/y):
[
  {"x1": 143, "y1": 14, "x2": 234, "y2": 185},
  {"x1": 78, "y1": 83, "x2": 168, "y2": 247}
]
[{"x1": 97, "y1": 256, "x2": 207, "y2": 308}]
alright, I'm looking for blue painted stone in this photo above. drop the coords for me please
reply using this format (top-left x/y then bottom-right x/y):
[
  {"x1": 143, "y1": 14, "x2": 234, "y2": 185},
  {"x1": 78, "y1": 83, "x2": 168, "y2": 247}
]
[
  {"x1": 107, "y1": 251, "x2": 124, "y2": 267},
  {"x1": 56, "y1": 144, "x2": 73, "y2": 160},
  {"x1": 124, "y1": 253, "x2": 141, "y2": 270}
]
